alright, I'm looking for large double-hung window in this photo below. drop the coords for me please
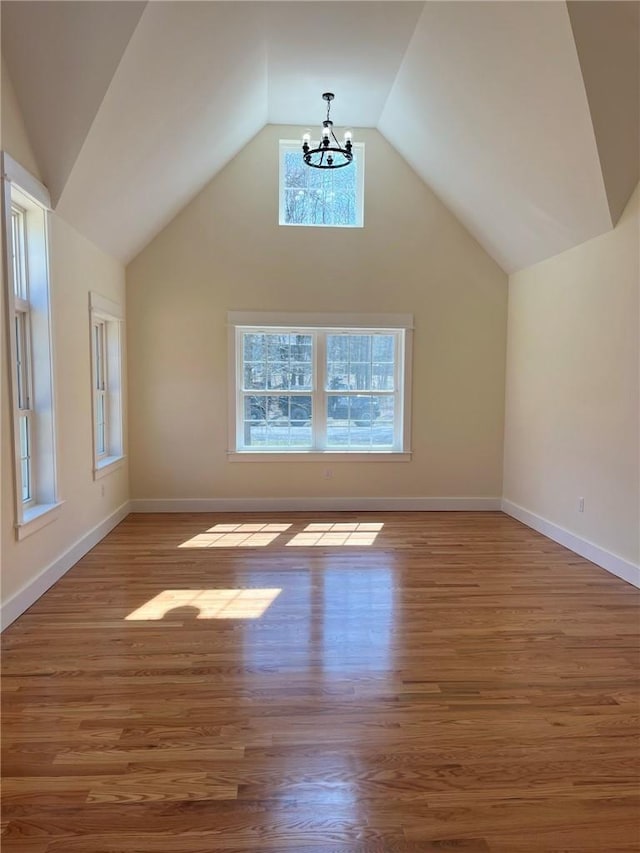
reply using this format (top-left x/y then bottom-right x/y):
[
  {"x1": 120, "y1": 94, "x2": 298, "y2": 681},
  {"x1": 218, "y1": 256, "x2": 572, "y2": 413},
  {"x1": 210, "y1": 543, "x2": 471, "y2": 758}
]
[
  {"x1": 89, "y1": 291, "x2": 125, "y2": 478},
  {"x1": 11, "y1": 203, "x2": 34, "y2": 503},
  {"x1": 229, "y1": 313, "x2": 412, "y2": 459},
  {"x1": 2, "y1": 152, "x2": 59, "y2": 538}
]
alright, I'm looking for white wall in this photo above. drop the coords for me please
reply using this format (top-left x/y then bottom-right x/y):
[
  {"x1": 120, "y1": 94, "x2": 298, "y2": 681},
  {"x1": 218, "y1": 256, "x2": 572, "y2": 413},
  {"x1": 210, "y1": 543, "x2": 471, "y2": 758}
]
[
  {"x1": 1, "y1": 63, "x2": 129, "y2": 623},
  {"x1": 504, "y1": 186, "x2": 639, "y2": 571},
  {"x1": 126, "y1": 126, "x2": 508, "y2": 504}
]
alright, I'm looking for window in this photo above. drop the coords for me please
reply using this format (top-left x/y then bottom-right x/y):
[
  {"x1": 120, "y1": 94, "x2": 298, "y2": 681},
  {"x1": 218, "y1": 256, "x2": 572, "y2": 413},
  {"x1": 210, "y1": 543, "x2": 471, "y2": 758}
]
[
  {"x1": 228, "y1": 312, "x2": 412, "y2": 459},
  {"x1": 2, "y1": 152, "x2": 59, "y2": 539},
  {"x1": 279, "y1": 141, "x2": 364, "y2": 227},
  {"x1": 89, "y1": 292, "x2": 124, "y2": 477}
]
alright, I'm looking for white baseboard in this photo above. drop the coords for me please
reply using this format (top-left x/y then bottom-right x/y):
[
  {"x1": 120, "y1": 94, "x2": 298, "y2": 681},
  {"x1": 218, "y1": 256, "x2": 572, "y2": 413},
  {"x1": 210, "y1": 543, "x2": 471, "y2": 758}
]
[
  {"x1": 129, "y1": 496, "x2": 502, "y2": 513},
  {"x1": 502, "y1": 499, "x2": 640, "y2": 589},
  {"x1": 1, "y1": 502, "x2": 131, "y2": 631}
]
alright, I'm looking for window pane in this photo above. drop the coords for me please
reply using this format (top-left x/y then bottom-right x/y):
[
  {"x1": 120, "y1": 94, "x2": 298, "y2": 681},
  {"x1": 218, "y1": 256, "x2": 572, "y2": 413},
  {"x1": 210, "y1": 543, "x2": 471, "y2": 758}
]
[
  {"x1": 11, "y1": 207, "x2": 27, "y2": 300},
  {"x1": 19, "y1": 414, "x2": 31, "y2": 501},
  {"x1": 267, "y1": 363, "x2": 289, "y2": 390},
  {"x1": 327, "y1": 334, "x2": 373, "y2": 391},
  {"x1": 21, "y1": 459, "x2": 31, "y2": 502},
  {"x1": 372, "y1": 335, "x2": 394, "y2": 362},
  {"x1": 327, "y1": 335, "x2": 349, "y2": 362},
  {"x1": 243, "y1": 333, "x2": 313, "y2": 392},
  {"x1": 349, "y1": 335, "x2": 371, "y2": 362},
  {"x1": 244, "y1": 395, "x2": 268, "y2": 422},
  {"x1": 327, "y1": 395, "x2": 394, "y2": 449},
  {"x1": 290, "y1": 363, "x2": 312, "y2": 390},
  {"x1": 372, "y1": 362, "x2": 394, "y2": 391},
  {"x1": 14, "y1": 314, "x2": 25, "y2": 407},
  {"x1": 96, "y1": 394, "x2": 106, "y2": 455},
  {"x1": 244, "y1": 333, "x2": 266, "y2": 362},
  {"x1": 243, "y1": 394, "x2": 312, "y2": 449},
  {"x1": 244, "y1": 363, "x2": 266, "y2": 389},
  {"x1": 94, "y1": 324, "x2": 101, "y2": 388},
  {"x1": 327, "y1": 362, "x2": 348, "y2": 391},
  {"x1": 349, "y1": 363, "x2": 371, "y2": 390},
  {"x1": 267, "y1": 334, "x2": 291, "y2": 360},
  {"x1": 290, "y1": 336, "x2": 312, "y2": 361},
  {"x1": 283, "y1": 150, "x2": 359, "y2": 227},
  {"x1": 19, "y1": 413, "x2": 29, "y2": 457}
]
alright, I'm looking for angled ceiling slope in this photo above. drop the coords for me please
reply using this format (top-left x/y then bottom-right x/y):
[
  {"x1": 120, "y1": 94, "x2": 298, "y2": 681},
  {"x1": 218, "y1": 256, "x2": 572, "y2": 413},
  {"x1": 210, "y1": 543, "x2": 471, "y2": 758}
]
[
  {"x1": 379, "y1": 0, "x2": 620, "y2": 273},
  {"x1": 1, "y1": 0, "x2": 146, "y2": 206},
  {"x1": 2, "y1": 1, "x2": 638, "y2": 272},
  {"x1": 568, "y1": 1, "x2": 640, "y2": 225}
]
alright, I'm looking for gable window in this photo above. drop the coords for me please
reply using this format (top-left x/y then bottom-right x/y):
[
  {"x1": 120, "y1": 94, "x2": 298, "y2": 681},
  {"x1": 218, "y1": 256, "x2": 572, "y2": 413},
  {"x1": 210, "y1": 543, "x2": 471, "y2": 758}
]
[
  {"x1": 279, "y1": 141, "x2": 364, "y2": 228},
  {"x1": 89, "y1": 292, "x2": 124, "y2": 477},
  {"x1": 228, "y1": 312, "x2": 412, "y2": 460},
  {"x1": 2, "y1": 152, "x2": 60, "y2": 539}
]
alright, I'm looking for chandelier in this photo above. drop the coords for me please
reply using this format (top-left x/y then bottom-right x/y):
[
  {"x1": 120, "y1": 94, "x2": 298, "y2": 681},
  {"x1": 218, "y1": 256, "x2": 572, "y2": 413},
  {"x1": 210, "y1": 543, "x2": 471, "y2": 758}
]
[{"x1": 302, "y1": 93, "x2": 353, "y2": 169}]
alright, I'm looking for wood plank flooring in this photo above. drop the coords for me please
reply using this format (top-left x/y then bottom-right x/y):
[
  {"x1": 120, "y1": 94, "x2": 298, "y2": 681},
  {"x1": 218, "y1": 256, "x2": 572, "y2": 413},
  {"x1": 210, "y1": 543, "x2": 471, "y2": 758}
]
[{"x1": 2, "y1": 511, "x2": 639, "y2": 852}]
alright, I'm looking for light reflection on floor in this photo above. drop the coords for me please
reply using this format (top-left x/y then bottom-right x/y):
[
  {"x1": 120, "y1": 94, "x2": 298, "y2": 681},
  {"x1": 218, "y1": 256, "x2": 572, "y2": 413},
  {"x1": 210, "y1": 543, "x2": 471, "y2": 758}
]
[
  {"x1": 179, "y1": 523, "x2": 291, "y2": 549},
  {"x1": 125, "y1": 588, "x2": 281, "y2": 620},
  {"x1": 178, "y1": 521, "x2": 384, "y2": 548},
  {"x1": 286, "y1": 522, "x2": 383, "y2": 547}
]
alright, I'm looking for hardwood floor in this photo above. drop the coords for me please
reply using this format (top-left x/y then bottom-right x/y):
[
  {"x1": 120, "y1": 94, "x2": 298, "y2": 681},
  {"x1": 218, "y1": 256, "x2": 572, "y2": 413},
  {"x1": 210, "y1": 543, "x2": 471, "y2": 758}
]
[{"x1": 2, "y1": 511, "x2": 639, "y2": 852}]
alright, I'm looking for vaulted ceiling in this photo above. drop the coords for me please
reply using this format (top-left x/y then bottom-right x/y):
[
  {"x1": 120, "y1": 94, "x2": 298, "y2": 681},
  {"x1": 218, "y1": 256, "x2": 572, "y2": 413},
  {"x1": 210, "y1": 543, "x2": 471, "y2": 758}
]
[{"x1": 2, "y1": 1, "x2": 638, "y2": 272}]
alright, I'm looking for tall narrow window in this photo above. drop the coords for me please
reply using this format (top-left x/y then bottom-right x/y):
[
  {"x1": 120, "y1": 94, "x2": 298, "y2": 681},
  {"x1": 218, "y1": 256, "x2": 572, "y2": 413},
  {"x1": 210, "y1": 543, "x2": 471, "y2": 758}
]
[
  {"x1": 89, "y1": 292, "x2": 124, "y2": 477},
  {"x1": 93, "y1": 319, "x2": 107, "y2": 458},
  {"x1": 2, "y1": 152, "x2": 59, "y2": 539}
]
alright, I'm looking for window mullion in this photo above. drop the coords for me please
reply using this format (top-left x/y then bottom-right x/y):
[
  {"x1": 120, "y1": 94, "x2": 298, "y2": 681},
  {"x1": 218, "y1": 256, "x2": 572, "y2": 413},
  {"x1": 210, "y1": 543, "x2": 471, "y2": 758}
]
[
  {"x1": 233, "y1": 322, "x2": 408, "y2": 455},
  {"x1": 314, "y1": 331, "x2": 326, "y2": 450},
  {"x1": 237, "y1": 329, "x2": 248, "y2": 451},
  {"x1": 393, "y1": 332, "x2": 403, "y2": 451}
]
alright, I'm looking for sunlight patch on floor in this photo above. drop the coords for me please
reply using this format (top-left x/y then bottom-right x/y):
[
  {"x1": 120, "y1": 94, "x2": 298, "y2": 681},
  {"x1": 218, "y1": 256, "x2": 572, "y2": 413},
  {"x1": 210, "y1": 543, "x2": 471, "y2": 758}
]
[
  {"x1": 125, "y1": 588, "x2": 282, "y2": 620},
  {"x1": 179, "y1": 523, "x2": 291, "y2": 549},
  {"x1": 286, "y1": 522, "x2": 384, "y2": 547}
]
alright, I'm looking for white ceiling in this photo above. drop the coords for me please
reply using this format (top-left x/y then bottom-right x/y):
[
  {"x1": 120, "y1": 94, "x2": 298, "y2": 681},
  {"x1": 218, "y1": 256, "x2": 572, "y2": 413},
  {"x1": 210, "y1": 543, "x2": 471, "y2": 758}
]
[
  {"x1": 265, "y1": 2, "x2": 424, "y2": 127},
  {"x1": 378, "y1": 0, "x2": 613, "y2": 272},
  {"x1": 2, "y1": 1, "x2": 638, "y2": 271},
  {"x1": 1, "y1": 0, "x2": 146, "y2": 205}
]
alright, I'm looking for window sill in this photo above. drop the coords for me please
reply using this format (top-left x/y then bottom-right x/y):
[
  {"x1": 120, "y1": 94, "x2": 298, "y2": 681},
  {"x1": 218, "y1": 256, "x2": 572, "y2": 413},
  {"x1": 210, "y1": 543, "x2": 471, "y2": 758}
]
[
  {"x1": 16, "y1": 501, "x2": 64, "y2": 541},
  {"x1": 94, "y1": 455, "x2": 126, "y2": 479},
  {"x1": 228, "y1": 451, "x2": 412, "y2": 463}
]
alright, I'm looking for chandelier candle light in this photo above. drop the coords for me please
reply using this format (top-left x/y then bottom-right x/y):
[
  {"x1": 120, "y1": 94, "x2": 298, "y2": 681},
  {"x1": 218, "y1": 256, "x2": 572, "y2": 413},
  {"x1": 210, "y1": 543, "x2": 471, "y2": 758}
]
[{"x1": 302, "y1": 93, "x2": 353, "y2": 169}]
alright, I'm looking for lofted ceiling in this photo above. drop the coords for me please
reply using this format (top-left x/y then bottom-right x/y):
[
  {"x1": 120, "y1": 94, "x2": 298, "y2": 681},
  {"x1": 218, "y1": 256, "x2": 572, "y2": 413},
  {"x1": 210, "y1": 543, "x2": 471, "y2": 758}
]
[{"x1": 1, "y1": 1, "x2": 638, "y2": 272}]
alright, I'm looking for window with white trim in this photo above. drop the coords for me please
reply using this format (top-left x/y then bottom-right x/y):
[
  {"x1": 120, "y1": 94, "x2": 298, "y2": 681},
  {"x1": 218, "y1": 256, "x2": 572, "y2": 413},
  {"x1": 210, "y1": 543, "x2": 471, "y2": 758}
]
[
  {"x1": 2, "y1": 153, "x2": 59, "y2": 539},
  {"x1": 228, "y1": 313, "x2": 412, "y2": 458},
  {"x1": 279, "y1": 141, "x2": 364, "y2": 228},
  {"x1": 89, "y1": 292, "x2": 124, "y2": 477}
]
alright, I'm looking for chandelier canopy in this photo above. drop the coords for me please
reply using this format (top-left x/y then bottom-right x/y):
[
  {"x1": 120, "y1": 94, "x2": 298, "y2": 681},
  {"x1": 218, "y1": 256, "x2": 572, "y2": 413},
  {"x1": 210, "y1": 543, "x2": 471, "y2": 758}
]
[{"x1": 302, "y1": 93, "x2": 353, "y2": 169}]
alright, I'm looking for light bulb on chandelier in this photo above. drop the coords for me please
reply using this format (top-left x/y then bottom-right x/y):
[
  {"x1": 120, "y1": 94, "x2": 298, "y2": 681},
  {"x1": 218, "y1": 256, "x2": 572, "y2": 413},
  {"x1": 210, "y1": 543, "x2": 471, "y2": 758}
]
[{"x1": 301, "y1": 93, "x2": 353, "y2": 169}]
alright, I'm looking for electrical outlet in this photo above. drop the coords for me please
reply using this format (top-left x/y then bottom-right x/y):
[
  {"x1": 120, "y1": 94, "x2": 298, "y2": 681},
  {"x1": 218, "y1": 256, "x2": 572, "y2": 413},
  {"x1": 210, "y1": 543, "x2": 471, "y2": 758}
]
[
  {"x1": 101, "y1": 483, "x2": 106, "y2": 498},
  {"x1": 323, "y1": 468, "x2": 333, "y2": 479},
  {"x1": 578, "y1": 497, "x2": 584, "y2": 513}
]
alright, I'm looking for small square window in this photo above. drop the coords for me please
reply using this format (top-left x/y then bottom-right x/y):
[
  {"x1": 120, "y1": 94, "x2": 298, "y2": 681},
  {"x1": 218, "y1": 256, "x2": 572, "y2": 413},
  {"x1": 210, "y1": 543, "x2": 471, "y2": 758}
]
[{"x1": 279, "y1": 140, "x2": 364, "y2": 228}]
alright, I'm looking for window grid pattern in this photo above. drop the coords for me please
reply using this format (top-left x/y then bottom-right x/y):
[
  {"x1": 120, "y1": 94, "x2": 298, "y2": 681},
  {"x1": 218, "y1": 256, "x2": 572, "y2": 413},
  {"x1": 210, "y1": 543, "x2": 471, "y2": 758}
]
[
  {"x1": 237, "y1": 328, "x2": 402, "y2": 452},
  {"x1": 11, "y1": 204, "x2": 34, "y2": 505},
  {"x1": 279, "y1": 142, "x2": 364, "y2": 228},
  {"x1": 11, "y1": 205, "x2": 28, "y2": 300},
  {"x1": 242, "y1": 332, "x2": 314, "y2": 449},
  {"x1": 93, "y1": 320, "x2": 107, "y2": 457}
]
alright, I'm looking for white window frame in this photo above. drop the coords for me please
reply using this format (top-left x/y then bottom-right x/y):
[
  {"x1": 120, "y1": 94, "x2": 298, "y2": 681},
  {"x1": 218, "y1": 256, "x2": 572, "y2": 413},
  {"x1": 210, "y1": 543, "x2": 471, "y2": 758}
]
[
  {"x1": 2, "y1": 152, "x2": 61, "y2": 539},
  {"x1": 278, "y1": 140, "x2": 365, "y2": 228},
  {"x1": 227, "y1": 312, "x2": 413, "y2": 462},
  {"x1": 89, "y1": 291, "x2": 125, "y2": 478}
]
